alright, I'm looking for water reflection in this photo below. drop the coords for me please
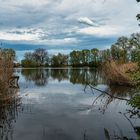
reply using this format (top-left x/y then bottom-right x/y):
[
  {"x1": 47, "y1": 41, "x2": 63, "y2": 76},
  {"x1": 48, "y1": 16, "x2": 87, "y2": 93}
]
[
  {"x1": 1, "y1": 68, "x2": 140, "y2": 140},
  {"x1": 21, "y1": 69, "x2": 48, "y2": 86},
  {"x1": 21, "y1": 68, "x2": 105, "y2": 86},
  {"x1": 83, "y1": 83, "x2": 140, "y2": 139}
]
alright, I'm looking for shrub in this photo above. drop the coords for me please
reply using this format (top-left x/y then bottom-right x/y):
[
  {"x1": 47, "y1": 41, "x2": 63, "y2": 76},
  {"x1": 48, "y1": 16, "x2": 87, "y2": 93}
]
[{"x1": 21, "y1": 59, "x2": 38, "y2": 67}]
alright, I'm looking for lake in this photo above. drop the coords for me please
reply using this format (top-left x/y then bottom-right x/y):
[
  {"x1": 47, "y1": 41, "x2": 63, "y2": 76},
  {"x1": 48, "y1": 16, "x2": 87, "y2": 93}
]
[{"x1": 0, "y1": 68, "x2": 140, "y2": 140}]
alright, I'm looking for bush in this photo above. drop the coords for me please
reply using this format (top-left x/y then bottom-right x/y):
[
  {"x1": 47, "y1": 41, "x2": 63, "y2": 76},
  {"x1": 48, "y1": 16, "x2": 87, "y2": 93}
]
[
  {"x1": 21, "y1": 59, "x2": 38, "y2": 67},
  {"x1": 129, "y1": 95, "x2": 140, "y2": 109}
]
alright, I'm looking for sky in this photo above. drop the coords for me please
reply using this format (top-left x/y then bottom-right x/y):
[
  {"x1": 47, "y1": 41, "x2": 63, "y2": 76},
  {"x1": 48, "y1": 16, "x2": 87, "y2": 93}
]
[{"x1": 0, "y1": 0, "x2": 139, "y2": 60}]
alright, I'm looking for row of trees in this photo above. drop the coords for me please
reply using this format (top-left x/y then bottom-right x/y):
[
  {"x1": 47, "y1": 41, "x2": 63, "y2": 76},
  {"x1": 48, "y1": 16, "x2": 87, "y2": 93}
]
[
  {"x1": 21, "y1": 32, "x2": 140, "y2": 67},
  {"x1": 21, "y1": 49, "x2": 69, "y2": 67}
]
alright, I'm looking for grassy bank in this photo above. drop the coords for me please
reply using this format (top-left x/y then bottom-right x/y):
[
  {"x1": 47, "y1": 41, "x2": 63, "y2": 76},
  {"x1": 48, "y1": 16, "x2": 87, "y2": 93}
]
[{"x1": 104, "y1": 61, "x2": 139, "y2": 86}]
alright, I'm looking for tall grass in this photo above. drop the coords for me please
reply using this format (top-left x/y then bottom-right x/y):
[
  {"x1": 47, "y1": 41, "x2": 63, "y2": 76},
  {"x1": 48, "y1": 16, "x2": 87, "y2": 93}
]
[
  {"x1": 104, "y1": 61, "x2": 138, "y2": 86},
  {"x1": 0, "y1": 51, "x2": 21, "y2": 139}
]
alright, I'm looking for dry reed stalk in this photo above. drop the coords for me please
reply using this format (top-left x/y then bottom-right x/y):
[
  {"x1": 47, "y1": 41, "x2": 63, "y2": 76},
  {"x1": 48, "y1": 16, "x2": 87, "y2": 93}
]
[{"x1": 104, "y1": 61, "x2": 138, "y2": 86}]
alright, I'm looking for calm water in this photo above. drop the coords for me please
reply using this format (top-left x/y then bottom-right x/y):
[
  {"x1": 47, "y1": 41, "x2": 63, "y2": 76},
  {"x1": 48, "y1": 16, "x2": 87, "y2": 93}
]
[{"x1": 0, "y1": 68, "x2": 140, "y2": 140}]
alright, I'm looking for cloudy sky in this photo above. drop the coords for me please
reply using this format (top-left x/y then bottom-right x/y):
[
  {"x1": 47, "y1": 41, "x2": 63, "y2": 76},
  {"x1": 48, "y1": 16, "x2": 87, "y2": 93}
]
[{"x1": 0, "y1": 0, "x2": 139, "y2": 60}]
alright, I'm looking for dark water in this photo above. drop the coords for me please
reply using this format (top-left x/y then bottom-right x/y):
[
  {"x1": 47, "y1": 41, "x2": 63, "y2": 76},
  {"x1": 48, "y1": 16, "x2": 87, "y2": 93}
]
[{"x1": 0, "y1": 68, "x2": 140, "y2": 140}]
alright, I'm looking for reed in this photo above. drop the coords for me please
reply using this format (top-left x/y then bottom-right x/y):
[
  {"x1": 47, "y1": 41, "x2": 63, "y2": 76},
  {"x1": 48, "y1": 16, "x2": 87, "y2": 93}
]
[{"x1": 104, "y1": 61, "x2": 138, "y2": 86}]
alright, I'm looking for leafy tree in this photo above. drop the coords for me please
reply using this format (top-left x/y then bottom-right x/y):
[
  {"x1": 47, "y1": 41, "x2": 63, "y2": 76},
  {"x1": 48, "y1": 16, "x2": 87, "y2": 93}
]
[
  {"x1": 116, "y1": 37, "x2": 129, "y2": 50},
  {"x1": 51, "y1": 53, "x2": 68, "y2": 67},
  {"x1": 81, "y1": 49, "x2": 90, "y2": 65},
  {"x1": 111, "y1": 45, "x2": 119, "y2": 60},
  {"x1": 33, "y1": 48, "x2": 49, "y2": 66},
  {"x1": 22, "y1": 48, "x2": 49, "y2": 67},
  {"x1": 111, "y1": 37, "x2": 129, "y2": 63},
  {"x1": 130, "y1": 33, "x2": 140, "y2": 49},
  {"x1": 130, "y1": 33, "x2": 140, "y2": 66},
  {"x1": 70, "y1": 51, "x2": 81, "y2": 66},
  {"x1": 21, "y1": 59, "x2": 38, "y2": 67},
  {"x1": 91, "y1": 48, "x2": 99, "y2": 63},
  {"x1": 24, "y1": 52, "x2": 34, "y2": 60},
  {"x1": 100, "y1": 49, "x2": 111, "y2": 62}
]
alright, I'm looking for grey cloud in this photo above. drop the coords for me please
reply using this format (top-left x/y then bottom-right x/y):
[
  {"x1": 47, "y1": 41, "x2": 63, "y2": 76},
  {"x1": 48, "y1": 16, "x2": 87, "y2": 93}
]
[{"x1": 0, "y1": 0, "x2": 139, "y2": 50}]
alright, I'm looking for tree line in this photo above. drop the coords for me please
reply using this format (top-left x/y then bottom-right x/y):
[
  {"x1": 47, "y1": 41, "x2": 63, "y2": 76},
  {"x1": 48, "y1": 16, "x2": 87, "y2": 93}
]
[{"x1": 21, "y1": 33, "x2": 140, "y2": 67}]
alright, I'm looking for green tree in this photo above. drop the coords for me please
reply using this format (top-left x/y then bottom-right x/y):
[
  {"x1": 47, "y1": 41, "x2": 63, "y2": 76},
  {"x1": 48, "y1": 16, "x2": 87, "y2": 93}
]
[
  {"x1": 81, "y1": 49, "x2": 90, "y2": 65},
  {"x1": 130, "y1": 33, "x2": 140, "y2": 66},
  {"x1": 51, "y1": 53, "x2": 68, "y2": 67},
  {"x1": 70, "y1": 51, "x2": 81, "y2": 66},
  {"x1": 100, "y1": 49, "x2": 111, "y2": 62},
  {"x1": 91, "y1": 48, "x2": 99, "y2": 63},
  {"x1": 21, "y1": 59, "x2": 38, "y2": 67},
  {"x1": 111, "y1": 45, "x2": 120, "y2": 60},
  {"x1": 112, "y1": 37, "x2": 129, "y2": 63}
]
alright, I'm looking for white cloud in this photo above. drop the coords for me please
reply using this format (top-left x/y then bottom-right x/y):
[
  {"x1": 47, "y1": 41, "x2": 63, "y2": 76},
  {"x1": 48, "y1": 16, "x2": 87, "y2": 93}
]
[
  {"x1": 77, "y1": 26, "x2": 122, "y2": 37},
  {"x1": 0, "y1": 27, "x2": 79, "y2": 46},
  {"x1": 0, "y1": 0, "x2": 139, "y2": 50},
  {"x1": 0, "y1": 28, "x2": 46, "y2": 41},
  {"x1": 0, "y1": 32, "x2": 37, "y2": 41},
  {"x1": 78, "y1": 17, "x2": 99, "y2": 26},
  {"x1": 38, "y1": 38, "x2": 79, "y2": 45},
  {"x1": 0, "y1": 0, "x2": 49, "y2": 7},
  {"x1": 48, "y1": 49, "x2": 72, "y2": 55}
]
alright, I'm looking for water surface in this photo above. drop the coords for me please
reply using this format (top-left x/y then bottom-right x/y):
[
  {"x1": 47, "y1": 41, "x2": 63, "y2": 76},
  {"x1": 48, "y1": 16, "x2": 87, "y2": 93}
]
[{"x1": 0, "y1": 68, "x2": 140, "y2": 140}]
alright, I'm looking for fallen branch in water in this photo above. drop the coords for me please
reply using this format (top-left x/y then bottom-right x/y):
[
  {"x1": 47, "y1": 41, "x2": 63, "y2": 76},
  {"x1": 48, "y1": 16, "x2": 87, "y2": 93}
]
[{"x1": 88, "y1": 84, "x2": 129, "y2": 101}]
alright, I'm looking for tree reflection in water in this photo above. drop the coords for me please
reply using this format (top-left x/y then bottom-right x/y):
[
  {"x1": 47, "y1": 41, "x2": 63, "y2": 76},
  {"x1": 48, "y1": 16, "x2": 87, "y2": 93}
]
[
  {"x1": 22, "y1": 69, "x2": 49, "y2": 86},
  {"x1": 0, "y1": 68, "x2": 21, "y2": 140},
  {"x1": 21, "y1": 68, "x2": 140, "y2": 139},
  {"x1": 51, "y1": 69, "x2": 69, "y2": 82},
  {"x1": 21, "y1": 68, "x2": 105, "y2": 86}
]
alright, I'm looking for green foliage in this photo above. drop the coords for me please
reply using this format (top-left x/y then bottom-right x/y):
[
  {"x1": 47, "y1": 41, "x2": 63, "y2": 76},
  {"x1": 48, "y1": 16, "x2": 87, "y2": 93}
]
[
  {"x1": 20, "y1": 32, "x2": 140, "y2": 69},
  {"x1": 129, "y1": 95, "x2": 140, "y2": 109},
  {"x1": 70, "y1": 51, "x2": 81, "y2": 66},
  {"x1": 130, "y1": 33, "x2": 140, "y2": 67},
  {"x1": 100, "y1": 49, "x2": 111, "y2": 62},
  {"x1": 129, "y1": 70, "x2": 140, "y2": 86},
  {"x1": 91, "y1": 48, "x2": 99, "y2": 63},
  {"x1": 21, "y1": 59, "x2": 38, "y2": 67},
  {"x1": 22, "y1": 48, "x2": 49, "y2": 67},
  {"x1": 111, "y1": 37, "x2": 130, "y2": 63},
  {"x1": 70, "y1": 49, "x2": 100, "y2": 67},
  {"x1": 51, "y1": 53, "x2": 68, "y2": 67},
  {"x1": 131, "y1": 50, "x2": 140, "y2": 67}
]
